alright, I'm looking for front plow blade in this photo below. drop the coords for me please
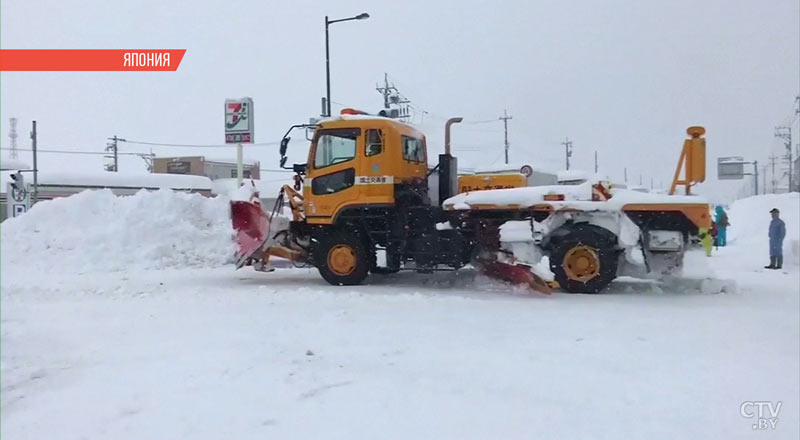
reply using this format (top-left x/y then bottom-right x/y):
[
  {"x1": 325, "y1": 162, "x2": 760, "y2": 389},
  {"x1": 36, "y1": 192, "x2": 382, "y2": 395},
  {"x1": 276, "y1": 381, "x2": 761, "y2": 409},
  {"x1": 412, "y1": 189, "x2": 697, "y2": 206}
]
[
  {"x1": 479, "y1": 261, "x2": 554, "y2": 294},
  {"x1": 231, "y1": 200, "x2": 270, "y2": 268}
]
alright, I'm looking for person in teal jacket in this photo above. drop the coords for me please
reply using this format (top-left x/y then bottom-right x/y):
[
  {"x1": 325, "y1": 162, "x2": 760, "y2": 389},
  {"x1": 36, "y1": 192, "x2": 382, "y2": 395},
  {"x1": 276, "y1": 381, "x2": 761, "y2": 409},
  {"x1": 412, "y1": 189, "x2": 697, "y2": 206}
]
[{"x1": 714, "y1": 205, "x2": 729, "y2": 247}]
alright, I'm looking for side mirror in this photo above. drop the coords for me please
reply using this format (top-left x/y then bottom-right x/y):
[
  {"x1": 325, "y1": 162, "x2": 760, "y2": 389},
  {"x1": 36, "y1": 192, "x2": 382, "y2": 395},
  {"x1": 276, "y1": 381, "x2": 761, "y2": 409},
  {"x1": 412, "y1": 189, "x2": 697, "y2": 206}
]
[
  {"x1": 280, "y1": 137, "x2": 291, "y2": 157},
  {"x1": 280, "y1": 156, "x2": 288, "y2": 168}
]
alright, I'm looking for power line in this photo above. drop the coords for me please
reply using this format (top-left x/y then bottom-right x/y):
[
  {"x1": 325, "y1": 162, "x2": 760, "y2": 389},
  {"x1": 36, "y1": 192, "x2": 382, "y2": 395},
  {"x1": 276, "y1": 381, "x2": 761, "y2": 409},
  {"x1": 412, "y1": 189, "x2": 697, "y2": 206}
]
[
  {"x1": 1, "y1": 147, "x2": 148, "y2": 156},
  {"x1": 119, "y1": 139, "x2": 281, "y2": 148}
]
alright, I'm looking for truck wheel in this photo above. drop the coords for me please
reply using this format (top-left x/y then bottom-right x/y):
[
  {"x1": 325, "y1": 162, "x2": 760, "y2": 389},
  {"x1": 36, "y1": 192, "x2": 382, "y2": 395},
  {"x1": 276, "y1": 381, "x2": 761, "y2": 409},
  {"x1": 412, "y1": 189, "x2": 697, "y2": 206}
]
[
  {"x1": 549, "y1": 226, "x2": 618, "y2": 293},
  {"x1": 314, "y1": 232, "x2": 369, "y2": 286}
]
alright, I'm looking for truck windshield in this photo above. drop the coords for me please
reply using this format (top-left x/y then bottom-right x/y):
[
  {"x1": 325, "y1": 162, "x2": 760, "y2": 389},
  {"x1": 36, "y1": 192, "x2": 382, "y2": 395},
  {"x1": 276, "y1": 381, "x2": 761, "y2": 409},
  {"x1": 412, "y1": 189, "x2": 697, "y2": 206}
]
[{"x1": 314, "y1": 129, "x2": 360, "y2": 169}]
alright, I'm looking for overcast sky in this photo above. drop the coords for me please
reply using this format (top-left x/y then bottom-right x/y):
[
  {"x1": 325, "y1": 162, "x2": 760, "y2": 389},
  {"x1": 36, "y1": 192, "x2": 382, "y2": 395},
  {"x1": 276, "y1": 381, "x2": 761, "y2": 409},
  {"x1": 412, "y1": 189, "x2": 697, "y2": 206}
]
[{"x1": 1, "y1": 0, "x2": 798, "y2": 201}]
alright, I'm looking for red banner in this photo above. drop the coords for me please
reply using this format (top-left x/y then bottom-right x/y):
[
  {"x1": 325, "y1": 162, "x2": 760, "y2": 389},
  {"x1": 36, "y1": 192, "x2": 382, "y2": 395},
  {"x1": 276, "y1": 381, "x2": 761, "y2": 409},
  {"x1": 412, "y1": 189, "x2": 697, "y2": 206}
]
[{"x1": 0, "y1": 49, "x2": 186, "y2": 71}]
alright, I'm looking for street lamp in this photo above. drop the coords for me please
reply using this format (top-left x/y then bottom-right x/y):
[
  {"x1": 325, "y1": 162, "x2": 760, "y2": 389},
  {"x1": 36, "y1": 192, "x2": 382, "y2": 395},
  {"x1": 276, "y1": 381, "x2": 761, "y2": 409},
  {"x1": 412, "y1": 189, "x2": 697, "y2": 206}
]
[{"x1": 325, "y1": 12, "x2": 370, "y2": 117}]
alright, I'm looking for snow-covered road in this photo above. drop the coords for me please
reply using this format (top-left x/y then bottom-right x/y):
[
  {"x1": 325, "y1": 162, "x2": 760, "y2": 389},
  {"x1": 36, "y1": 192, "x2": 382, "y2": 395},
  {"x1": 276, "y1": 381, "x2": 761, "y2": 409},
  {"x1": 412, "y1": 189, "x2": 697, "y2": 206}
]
[{"x1": 2, "y1": 254, "x2": 798, "y2": 439}]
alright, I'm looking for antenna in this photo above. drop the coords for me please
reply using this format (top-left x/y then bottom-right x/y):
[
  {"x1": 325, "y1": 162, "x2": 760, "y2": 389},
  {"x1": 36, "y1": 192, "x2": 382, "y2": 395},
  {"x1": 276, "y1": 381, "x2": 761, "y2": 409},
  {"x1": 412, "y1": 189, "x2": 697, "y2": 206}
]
[
  {"x1": 8, "y1": 117, "x2": 18, "y2": 159},
  {"x1": 375, "y1": 73, "x2": 411, "y2": 121}
]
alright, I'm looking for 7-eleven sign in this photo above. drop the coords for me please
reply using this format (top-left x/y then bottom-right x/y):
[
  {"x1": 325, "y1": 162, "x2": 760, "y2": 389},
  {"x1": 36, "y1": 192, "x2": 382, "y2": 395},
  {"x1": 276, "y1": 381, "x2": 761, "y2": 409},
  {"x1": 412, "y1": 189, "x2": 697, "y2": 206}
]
[{"x1": 225, "y1": 97, "x2": 254, "y2": 144}]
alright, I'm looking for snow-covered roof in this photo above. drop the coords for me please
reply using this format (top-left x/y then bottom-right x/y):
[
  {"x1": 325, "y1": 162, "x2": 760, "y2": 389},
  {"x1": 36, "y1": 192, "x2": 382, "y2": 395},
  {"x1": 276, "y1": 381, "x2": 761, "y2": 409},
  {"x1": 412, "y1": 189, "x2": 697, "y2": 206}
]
[
  {"x1": 320, "y1": 114, "x2": 417, "y2": 130},
  {"x1": 472, "y1": 163, "x2": 556, "y2": 175},
  {"x1": 1, "y1": 158, "x2": 31, "y2": 171},
  {"x1": 557, "y1": 169, "x2": 590, "y2": 182},
  {"x1": 1, "y1": 171, "x2": 212, "y2": 192}
]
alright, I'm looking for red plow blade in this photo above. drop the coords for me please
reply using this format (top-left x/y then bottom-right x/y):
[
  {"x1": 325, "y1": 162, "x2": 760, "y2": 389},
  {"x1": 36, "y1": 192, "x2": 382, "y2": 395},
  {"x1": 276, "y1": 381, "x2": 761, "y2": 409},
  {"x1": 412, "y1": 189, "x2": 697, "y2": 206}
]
[
  {"x1": 478, "y1": 260, "x2": 554, "y2": 294},
  {"x1": 231, "y1": 200, "x2": 270, "y2": 268}
]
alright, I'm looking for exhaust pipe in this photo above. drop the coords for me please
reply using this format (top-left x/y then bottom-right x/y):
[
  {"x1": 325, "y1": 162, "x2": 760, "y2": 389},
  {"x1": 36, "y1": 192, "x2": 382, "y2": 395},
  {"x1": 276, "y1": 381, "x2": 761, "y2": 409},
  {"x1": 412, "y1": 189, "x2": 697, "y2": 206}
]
[
  {"x1": 439, "y1": 117, "x2": 463, "y2": 205},
  {"x1": 444, "y1": 117, "x2": 463, "y2": 155}
]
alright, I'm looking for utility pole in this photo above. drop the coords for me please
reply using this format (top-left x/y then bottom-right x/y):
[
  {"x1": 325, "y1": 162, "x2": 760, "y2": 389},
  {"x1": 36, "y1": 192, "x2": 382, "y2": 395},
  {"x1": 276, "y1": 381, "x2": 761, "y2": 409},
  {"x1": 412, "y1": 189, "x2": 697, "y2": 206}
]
[
  {"x1": 594, "y1": 150, "x2": 598, "y2": 173},
  {"x1": 106, "y1": 135, "x2": 125, "y2": 172},
  {"x1": 769, "y1": 154, "x2": 778, "y2": 193},
  {"x1": 761, "y1": 165, "x2": 767, "y2": 195},
  {"x1": 561, "y1": 137, "x2": 573, "y2": 170},
  {"x1": 775, "y1": 126, "x2": 792, "y2": 191},
  {"x1": 753, "y1": 160, "x2": 758, "y2": 195},
  {"x1": 624, "y1": 167, "x2": 628, "y2": 183},
  {"x1": 8, "y1": 117, "x2": 18, "y2": 159},
  {"x1": 30, "y1": 121, "x2": 38, "y2": 204},
  {"x1": 499, "y1": 110, "x2": 512, "y2": 164}
]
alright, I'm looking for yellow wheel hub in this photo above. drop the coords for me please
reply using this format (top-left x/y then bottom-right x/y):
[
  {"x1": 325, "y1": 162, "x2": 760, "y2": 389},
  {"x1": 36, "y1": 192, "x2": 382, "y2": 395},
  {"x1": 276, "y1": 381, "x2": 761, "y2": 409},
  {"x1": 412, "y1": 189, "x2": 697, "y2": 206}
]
[
  {"x1": 563, "y1": 245, "x2": 600, "y2": 282},
  {"x1": 327, "y1": 244, "x2": 357, "y2": 276}
]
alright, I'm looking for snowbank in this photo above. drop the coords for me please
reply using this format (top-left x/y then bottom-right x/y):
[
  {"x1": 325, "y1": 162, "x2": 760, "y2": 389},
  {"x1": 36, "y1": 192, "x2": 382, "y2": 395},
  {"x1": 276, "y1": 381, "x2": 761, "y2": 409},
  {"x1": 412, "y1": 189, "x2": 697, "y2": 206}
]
[
  {"x1": 727, "y1": 192, "x2": 799, "y2": 265},
  {"x1": 1, "y1": 189, "x2": 235, "y2": 273}
]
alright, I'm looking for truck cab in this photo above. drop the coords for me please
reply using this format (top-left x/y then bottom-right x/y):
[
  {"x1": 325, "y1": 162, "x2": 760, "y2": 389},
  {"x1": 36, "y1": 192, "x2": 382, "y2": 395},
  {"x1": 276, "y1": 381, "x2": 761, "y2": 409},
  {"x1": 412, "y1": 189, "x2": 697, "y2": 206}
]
[{"x1": 304, "y1": 115, "x2": 429, "y2": 225}]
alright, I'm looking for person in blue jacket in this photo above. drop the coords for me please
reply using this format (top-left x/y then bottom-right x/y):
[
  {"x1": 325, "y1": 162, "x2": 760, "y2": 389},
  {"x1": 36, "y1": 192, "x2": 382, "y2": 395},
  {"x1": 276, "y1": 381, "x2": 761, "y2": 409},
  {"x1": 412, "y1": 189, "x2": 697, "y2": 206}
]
[
  {"x1": 765, "y1": 208, "x2": 786, "y2": 269},
  {"x1": 714, "y1": 205, "x2": 729, "y2": 247}
]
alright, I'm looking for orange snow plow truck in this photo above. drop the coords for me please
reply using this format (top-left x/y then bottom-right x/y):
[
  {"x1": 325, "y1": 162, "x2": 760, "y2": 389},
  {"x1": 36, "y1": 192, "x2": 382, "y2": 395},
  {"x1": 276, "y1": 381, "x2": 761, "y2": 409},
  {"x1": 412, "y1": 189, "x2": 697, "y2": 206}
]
[{"x1": 231, "y1": 111, "x2": 710, "y2": 293}]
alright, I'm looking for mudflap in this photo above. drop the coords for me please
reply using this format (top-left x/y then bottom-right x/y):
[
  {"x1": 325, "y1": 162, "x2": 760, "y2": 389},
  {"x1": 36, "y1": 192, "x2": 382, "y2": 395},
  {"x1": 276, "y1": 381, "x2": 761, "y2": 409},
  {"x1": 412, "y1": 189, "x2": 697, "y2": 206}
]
[
  {"x1": 231, "y1": 200, "x2": 271, "y2": 269},
  {"x1": 478, "y1": 260, "x2": 554, "y2": 294}
]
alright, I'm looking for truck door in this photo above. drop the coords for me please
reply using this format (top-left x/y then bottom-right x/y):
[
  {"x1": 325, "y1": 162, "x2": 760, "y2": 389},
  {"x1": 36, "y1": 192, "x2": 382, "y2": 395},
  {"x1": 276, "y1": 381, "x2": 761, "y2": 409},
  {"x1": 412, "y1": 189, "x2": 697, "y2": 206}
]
[{"x1": 306, "y1": 128, "x2": 363, "y2": 220}]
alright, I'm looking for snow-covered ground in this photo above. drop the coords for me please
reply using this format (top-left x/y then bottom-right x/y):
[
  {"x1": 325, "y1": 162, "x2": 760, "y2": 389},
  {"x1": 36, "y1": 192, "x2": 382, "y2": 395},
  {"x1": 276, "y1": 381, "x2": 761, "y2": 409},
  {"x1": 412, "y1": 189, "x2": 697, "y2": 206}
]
[{"x1": 1, "y1": 191, "x2": 798, "y2": 439}]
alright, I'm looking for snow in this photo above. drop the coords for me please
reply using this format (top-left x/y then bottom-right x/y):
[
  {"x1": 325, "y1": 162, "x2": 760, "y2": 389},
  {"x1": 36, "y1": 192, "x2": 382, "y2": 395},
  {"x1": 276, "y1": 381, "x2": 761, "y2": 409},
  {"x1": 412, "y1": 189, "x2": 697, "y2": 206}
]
[
  {"x1": 557, "y1": 169, "x2": 591, "y2": 182},
  {"x1": 726, "y1": 192, "x2": 799, "y2": 265},
  {"x1": 0, "y1": 171, "x2": 212, "y2": 193},
  {"x1": 211, "y1": 174, "x2": 291, "y2": 200},
  {"x1": 0, "y1": 189, "x2": 235, "y2": 272},
  {"x1": 444, "y1": 182, "x2": 707, "y2": 210},
  {"x1": 1, "y1": 192, "x2": 798, "y2": 439}
]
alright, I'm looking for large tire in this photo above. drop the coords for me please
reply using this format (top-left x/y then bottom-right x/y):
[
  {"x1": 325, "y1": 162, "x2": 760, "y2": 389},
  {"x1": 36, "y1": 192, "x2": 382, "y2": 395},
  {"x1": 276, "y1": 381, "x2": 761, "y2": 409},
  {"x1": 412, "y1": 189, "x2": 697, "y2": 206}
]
[
  {"x1": 548, "y1": 224, "x2": 618, "y2": 293},
  {"x1": 314, "y1": 231, "x2": 370, "y2": 286}
]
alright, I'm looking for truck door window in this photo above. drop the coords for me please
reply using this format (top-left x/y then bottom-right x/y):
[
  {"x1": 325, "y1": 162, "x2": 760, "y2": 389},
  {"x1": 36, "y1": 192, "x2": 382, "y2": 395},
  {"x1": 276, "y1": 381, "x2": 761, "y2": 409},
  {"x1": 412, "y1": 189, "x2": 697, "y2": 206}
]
[
  {"x1": 365, "y1": 129, "x2": 383, "y2": 157},
  {"x1": 314, "y1": 129, "x2": 359, "y2": 169},
  {"x1": 402, "y1": 136, "x2": 425, "y2": 162}
]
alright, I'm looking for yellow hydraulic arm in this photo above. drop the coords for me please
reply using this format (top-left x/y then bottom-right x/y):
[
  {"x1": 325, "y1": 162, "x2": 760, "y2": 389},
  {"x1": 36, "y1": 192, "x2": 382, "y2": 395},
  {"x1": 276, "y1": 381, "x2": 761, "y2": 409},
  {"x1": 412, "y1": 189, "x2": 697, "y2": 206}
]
[{"x1": 670, "y1": 126, "x2": 706, "y2": 195}]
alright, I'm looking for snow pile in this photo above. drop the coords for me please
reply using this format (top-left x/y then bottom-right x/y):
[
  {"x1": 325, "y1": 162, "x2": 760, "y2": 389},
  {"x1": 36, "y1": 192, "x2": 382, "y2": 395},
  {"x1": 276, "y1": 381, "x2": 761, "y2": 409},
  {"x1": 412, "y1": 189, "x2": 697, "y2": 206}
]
[
  {"x1": 444, "y1": 182, "x2": 594, "y2": 209},
  {"x1": 444, "y1": 181, "x2": 706, "y2": 211},
  {"x1": 727, "y1": 192, "x2": 799, "y2": 265},
  {"x1": 498, "y1": 220, "x2": 553, "y2": 281},
  {"x1": 1, "y1": 189, "x2": 235, "y2": 273}
]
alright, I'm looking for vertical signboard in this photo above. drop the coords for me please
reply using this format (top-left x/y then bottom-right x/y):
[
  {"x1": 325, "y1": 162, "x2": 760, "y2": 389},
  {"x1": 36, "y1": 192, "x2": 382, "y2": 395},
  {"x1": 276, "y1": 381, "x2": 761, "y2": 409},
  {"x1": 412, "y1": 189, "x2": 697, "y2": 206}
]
[
  {"x1": 225, "y1": 97, "x2": 254, "y2": 187},
  {"x1": 225, "y1": 98, "x2": 254, "y2": 144},
  {"x1": 6, "y1": 181, "x2": 30, "y2": 218}
]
